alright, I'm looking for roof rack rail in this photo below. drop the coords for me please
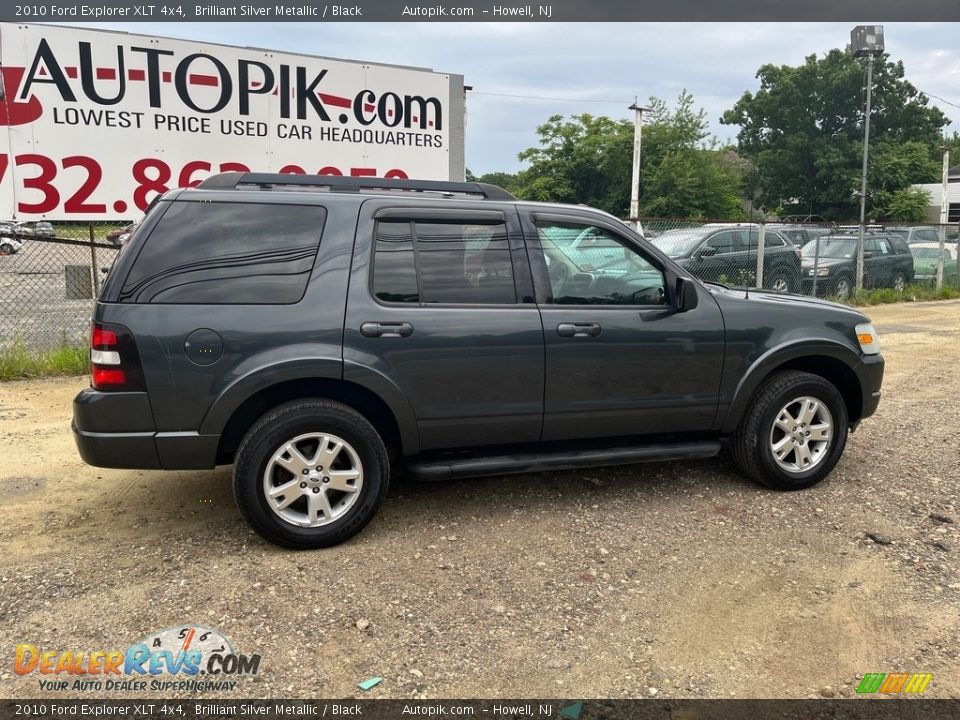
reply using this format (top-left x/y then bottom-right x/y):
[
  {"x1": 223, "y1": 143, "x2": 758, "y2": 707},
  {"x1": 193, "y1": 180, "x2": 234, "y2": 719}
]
[{"x1": 197, "y1": 172, "x2": 516, "y2": 201}]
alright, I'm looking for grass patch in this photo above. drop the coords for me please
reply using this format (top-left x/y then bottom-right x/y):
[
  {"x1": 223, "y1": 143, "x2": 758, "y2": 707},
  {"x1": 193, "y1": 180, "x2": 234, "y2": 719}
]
[
  {"x1": 0, "y1": 339, "x2": 88, "y2": 381},
  {"x1": 847, "y1": 283, "x2": 960, "y2": 307}
]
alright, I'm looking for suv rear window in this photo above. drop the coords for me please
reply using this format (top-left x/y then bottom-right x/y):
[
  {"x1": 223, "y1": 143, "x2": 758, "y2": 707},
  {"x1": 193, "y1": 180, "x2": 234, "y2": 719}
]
[{"x1": 118, "y1": 201, "x2": 325, "y2": 304}]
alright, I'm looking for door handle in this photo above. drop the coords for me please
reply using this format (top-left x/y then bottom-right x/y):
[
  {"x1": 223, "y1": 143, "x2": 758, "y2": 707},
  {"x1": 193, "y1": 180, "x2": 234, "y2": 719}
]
[
  {"x1": 557, "y1": 322, "x2": 602, "y2": 338},
  {"x1": 360, "y1": 322, "x2": 414, "y2": 338}
]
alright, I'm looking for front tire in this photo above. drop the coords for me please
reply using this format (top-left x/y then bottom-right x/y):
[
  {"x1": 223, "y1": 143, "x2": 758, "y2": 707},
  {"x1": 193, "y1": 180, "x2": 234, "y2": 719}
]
[
  {"x1": 731, "y1": 370, "x2": 848, "y2": 491},
  {"x1": 891, "y1": 272, "x2": 906, "y2": 293},
  {"x1": 233, "y1": 399, "x2": 389, "y2": 548},
  {"x1": 832, "y1": 275, "x2": 851, "y2": 299},
  {"x1": 0, "y1": 242, "x2": 13, "y2": 256}
]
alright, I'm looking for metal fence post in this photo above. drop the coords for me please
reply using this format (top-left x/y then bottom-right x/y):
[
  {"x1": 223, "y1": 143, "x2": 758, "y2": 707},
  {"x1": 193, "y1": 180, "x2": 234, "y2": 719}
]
[
  {"x1": 812, "y1": 235, "x2": 822, "y2": 297},
  {"x1": 89, "y1": 223, "x2": 99, "y2": 297},
  {"x1": 755, "y1": 221, "x2": 765, "y2": 289}
]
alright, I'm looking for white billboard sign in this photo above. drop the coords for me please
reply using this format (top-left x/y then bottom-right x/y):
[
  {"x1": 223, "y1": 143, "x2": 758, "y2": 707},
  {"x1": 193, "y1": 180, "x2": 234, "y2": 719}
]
[{"x1": 0, "y1": 24, "x2": 461, "y2": 219}]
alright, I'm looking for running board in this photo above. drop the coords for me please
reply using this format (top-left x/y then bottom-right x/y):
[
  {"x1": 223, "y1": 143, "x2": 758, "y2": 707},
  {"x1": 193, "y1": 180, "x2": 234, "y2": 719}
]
[{"x1": 405, "y1": 440, "x2": 721, "y2": 482}]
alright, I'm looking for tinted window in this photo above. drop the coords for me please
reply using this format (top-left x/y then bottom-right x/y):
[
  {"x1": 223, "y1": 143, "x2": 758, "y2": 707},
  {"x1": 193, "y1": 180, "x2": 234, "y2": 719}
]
[
  {"x1": 706, "y1": 231, "x2": 743, "y2": 254},
  {"x1": 373, "y1": 222, "x2": 419, "y2": 303},
  {"x1": 918, "y1": 229, "x2": 939, "y2": 242},
  {"x1": 536, "y1": 222, "x2": 665, "y2": 306},
  {"x1": 119, "y1": 201, "x2": 324, "y2": 304},
  {"x1": 373, "y1": 220, "x2": 516, "y2": 305},
  {"x1": 888, "y1": 236, "x2": 910, "y2": 255}
]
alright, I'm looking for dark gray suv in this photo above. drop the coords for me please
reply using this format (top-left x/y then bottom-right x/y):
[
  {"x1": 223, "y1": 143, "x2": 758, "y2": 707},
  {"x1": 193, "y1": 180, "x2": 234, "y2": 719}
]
[{"x1": 73, "y1": 174, "x2": 885, "y2": 548}]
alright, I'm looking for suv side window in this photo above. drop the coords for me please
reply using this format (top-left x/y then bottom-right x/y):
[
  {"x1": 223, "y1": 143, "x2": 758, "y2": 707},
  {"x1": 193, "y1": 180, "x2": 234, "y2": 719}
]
[
  {"x1": 876, "y1": 238, "x2": 891, "y2": 255},
  {"x1": 535, "y1": 221, "x2": 665, "y2": 306},
  {"x1": 888, "y1": 236, "x2": 910, "y2": 255},
  {"x1": 373, "y1": 219, "x2": 516, "y2": 305},
  {"x1": 705, "y1": 230, "x2": 742, "y2": 254},
  {"x1": 918, "y1": 229, "x2": 939, "y2": 243},
  {"x1": 118, "y1": 201, "x2": 325, "y2": 304}
]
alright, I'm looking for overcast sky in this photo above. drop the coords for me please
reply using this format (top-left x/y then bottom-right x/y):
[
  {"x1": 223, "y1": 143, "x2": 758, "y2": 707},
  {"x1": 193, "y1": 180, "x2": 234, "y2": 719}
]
[{"x1": 88, "y1": 22, "x2": 959, "y2": 175}]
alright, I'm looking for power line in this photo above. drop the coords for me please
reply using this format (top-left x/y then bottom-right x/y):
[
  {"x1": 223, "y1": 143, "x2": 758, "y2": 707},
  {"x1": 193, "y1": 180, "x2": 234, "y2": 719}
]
[
  {"x1": 470, "y1": 91, "x2": 632, "y2": 104},
  {"x1": 917, "y1": 88, "x2": 960, "y2": 112}
]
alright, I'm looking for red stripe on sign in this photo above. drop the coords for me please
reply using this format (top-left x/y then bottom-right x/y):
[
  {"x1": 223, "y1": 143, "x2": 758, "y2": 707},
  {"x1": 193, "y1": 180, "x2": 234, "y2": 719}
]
[
  {"x1": 251, "y1": 81, "x2": 262, "y2": 88},
  {"x1": 190, "y1": 73, "x2": 219, "y2": 87},
  {"x1": 38, "y1": 66, "x2": 48, "y2": 76},
  {"x1": 96, "y1": 68, "x2": 117, "y2": 80},
  {"x1": 162, "y1": 71, "x2": 172, "y2": 83},
  {"x1": 318, "y1": 93, "x2": 351, "y2": 108},
  {"x1": 429, "y1": 121, "x2": 434, "y2": 127},
  {"x1": 128, "y1": 69, "x2": 145, "y2": 81},
  {"x1": 364, "y1": 103, "x2": 374, "y2": 113},
  {"x1": 66, "y1": 67, "x2": 78, "y2": 79}
]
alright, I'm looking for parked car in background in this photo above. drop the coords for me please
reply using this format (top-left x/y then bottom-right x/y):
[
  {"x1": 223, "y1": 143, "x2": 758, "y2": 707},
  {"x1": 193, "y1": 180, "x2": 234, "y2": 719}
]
[
  {"x1": 0, "y1": 236, "x2": 23, "y2": 255},
  {"x1": 910, "y1": 243, "x2": 959, "y2": 283},
  {"x1": 885, "y1": 226, "x2": 942, "y2": 245},
  {"x1": 32, "y1": 221, "x2": 54, "y2": 237},
  {"x1": 769, "y1": 224, "x2": 833, "y2": 248},
  {"x1": 651, "y1": 224, "x2": 802, "y2": 292},
  {"x1": 105, "y1": 223, "x2": 136, "y2": 246},
  {"x1": 801, "y1": 233, "x2": 915, "y2": 297}
]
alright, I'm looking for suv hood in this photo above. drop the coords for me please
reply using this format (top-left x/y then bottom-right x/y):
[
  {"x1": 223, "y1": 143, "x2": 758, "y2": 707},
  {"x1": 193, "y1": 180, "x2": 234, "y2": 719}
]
[{"x1": 705, "y1": 283, "x2": 866, "y2": 318}]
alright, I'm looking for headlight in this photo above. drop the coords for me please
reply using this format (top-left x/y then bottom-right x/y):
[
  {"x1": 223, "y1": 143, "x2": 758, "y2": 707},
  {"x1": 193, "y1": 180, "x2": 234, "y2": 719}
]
[
  {"x1": 855, "y1": 322, "x2": 880, "y2": 354},
  {"x1": 806, "y1": 267, "x2": 830, "y2": 277}
]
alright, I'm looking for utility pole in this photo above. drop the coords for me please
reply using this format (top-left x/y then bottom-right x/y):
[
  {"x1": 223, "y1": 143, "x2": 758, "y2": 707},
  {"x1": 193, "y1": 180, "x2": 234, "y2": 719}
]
[
  {"x1": 850, "y1": 25, "x2": 884, "y2": 294},
  {"x1": 856, "y1": 52, "x2": 874, "y2": 294},
  {"x1": 628, "y1": 101, "x2": 651, "y2": 233},
  {"x1": 937, "y1": 147, "x2": 950, "y2": 290}
]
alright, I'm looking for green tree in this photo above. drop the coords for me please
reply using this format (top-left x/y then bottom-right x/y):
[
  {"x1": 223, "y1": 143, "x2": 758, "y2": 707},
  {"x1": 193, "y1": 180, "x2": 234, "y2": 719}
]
[
  {"x1": 514, "y1": 113, "x2": 633, "y2": 213},
  {"x1": 721, "y1": 50, "x2": 948, "y2": 218},
  {"x1": 884, "y1": 186, "x2": 931, "y2": 222},
  {"x1": 512, "y1": 91, "x2": 744, "y2": 218}
]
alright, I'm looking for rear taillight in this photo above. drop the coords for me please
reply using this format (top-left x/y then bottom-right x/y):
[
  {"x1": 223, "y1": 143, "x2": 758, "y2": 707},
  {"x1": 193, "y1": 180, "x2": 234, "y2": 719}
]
[{"x1": 90, "y1": 322, "x2": 145, "y2": 391}]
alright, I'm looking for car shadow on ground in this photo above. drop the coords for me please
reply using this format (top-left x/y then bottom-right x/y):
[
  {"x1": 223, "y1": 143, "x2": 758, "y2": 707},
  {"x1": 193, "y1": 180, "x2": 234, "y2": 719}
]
[{"x1": 53, "y1": 453, "x2": 758, "y2": 549}]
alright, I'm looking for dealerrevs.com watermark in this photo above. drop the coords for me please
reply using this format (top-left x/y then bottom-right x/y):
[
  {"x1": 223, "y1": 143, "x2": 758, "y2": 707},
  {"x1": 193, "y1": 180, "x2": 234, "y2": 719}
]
[{"x1": 14, "y1": 625, "x2": 261, "y2": 692}]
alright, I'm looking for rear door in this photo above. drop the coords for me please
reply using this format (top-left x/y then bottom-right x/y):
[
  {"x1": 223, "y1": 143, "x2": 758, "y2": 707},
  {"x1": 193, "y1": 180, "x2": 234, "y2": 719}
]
[
  {"x1": 698, "y1": 229, "x2": 745, "y2": 284},
  {"x1": 342, "y1": 200, "x2": 544, "y2": 452},
  {"x1": 520, "y1": 209, "x2": 725, "y2": 441}
]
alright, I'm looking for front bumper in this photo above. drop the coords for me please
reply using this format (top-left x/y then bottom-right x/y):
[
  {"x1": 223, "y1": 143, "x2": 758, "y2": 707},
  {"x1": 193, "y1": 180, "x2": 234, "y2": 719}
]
[{"x1": 854, "y1": 353, "x2": 884, "y2": 422}]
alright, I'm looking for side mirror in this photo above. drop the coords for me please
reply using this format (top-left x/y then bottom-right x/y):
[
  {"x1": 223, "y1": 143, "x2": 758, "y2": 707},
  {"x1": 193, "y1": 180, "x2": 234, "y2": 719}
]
[
  {"x1": 676, "y1": 276, "x2": 699, "y2": 312},
  {"x1": 863, "y1": 251, "x2": 873, "y2": 259},
  {"x1": 697, "y1": 245, "x2": 718, "y2": 259}
]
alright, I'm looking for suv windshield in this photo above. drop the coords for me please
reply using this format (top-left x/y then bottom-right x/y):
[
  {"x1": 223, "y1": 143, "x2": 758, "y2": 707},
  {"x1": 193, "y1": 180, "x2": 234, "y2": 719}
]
[{"x1": 801, "y1": 237, "x2": 857, "y2": 259}]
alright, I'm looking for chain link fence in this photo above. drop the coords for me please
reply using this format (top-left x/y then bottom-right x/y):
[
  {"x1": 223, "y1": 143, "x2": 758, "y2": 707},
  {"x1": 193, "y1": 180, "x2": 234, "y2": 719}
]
[
  {"x1": 0, "y1": 223, "x2": 122, "y2": 351},
  {"x1": 1, "y1": 216, "x2": 958, "y2": 355},
  {"x1": 635, "y1": 218, "x2": 960, "y2": 299}
]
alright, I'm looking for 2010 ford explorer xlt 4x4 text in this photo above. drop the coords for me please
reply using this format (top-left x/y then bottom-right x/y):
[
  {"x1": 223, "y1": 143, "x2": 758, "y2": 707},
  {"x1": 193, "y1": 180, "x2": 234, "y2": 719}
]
[{"x1": 73, "y1": 174, "x2": 884, "y2": 548}]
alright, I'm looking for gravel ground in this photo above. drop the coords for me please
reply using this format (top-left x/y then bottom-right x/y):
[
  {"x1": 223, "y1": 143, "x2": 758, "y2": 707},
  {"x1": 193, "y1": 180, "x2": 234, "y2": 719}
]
[{"x1": 1, "y1": 300, "x2": 959, "y2": 700}]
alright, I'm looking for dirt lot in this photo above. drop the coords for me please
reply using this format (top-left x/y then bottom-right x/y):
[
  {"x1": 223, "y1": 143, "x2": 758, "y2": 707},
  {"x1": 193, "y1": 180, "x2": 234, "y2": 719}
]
[{"x1": 1, "y1": 300, "x2": 959, "y2": 700}]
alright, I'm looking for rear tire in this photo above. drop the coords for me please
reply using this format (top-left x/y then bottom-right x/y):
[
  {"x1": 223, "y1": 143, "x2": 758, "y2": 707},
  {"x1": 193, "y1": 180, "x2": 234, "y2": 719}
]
[
  {"x1": 233, "y1": 399, "x2": 389, "y2": 549},
  {"x1": 767, "y1": 270, "x2": 793, "y2": 293},
  {"x1": 891, "y1": 272, "x2": 906, "y2": 293},
  {"x1": 731, "y1": 370, "x2": 848, "y2": 491},
  {"x1": 0, "y1": 243, "x2": 13, "y2": 256}
]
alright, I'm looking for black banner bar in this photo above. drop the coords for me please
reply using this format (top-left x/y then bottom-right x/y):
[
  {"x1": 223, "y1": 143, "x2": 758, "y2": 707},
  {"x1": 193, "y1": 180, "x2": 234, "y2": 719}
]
[
  {"x1": 4, "y1": 0, "x2": 960, "y2": 22},
  {"x1": 2, "y1": 699, "x2": 959, "y2": 720}
]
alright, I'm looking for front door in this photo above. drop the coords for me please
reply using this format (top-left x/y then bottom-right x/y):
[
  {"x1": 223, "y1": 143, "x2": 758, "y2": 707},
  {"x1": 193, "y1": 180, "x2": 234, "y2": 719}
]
[{"x1": 521, "y1": 210, "x2": 726, "y2": 442}]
